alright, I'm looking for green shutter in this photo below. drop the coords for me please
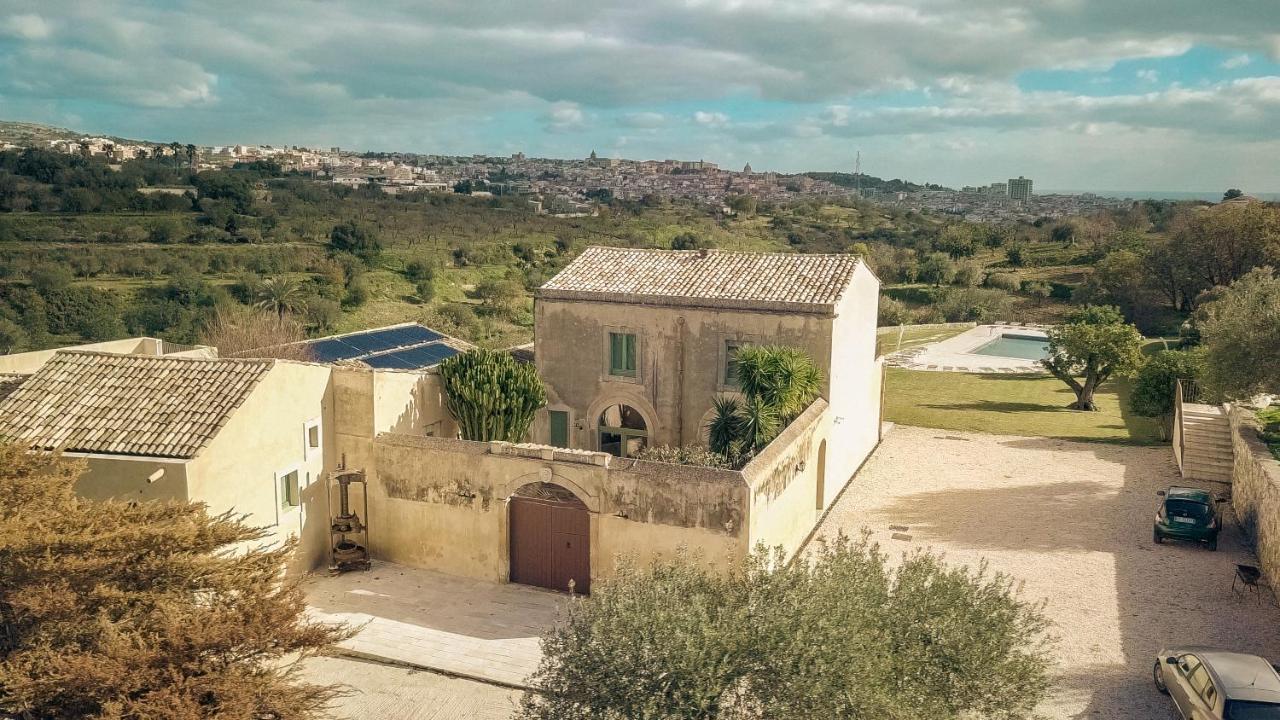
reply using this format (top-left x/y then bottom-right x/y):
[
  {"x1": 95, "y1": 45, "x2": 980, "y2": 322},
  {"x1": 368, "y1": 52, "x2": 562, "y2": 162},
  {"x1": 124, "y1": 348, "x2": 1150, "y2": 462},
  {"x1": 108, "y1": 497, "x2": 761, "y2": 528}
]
[
  {"x1": 550, "y1": 410, "x2": 569, "y2": 447},
  {"x1": 725, "y1": 342, "x2": 740, "y2": 386},
  {"x1": 609, "y1": 332, "x2": 636, "y2": 377}
]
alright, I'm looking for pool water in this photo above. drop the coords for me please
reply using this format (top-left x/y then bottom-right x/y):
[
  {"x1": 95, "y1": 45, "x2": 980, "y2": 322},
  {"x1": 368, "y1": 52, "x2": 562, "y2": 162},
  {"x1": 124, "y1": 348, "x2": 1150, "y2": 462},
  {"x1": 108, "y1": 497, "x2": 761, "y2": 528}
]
[{"x1": 971, "y1": 333, "x2": 1050, "y2": 361}]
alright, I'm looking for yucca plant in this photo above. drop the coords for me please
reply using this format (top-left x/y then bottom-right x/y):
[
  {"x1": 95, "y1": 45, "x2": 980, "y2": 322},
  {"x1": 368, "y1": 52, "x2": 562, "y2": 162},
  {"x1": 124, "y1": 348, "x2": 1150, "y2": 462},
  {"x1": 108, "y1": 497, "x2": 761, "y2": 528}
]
[
  {"x1": 734, "y1": 345, "x2": 823, "y2": 419},
  {"x1": 707, "y1": 346, "x2": 823, "y2": 466},
  {"x1": 438, "y1": 348, "x2": 547, "y2": 442}
]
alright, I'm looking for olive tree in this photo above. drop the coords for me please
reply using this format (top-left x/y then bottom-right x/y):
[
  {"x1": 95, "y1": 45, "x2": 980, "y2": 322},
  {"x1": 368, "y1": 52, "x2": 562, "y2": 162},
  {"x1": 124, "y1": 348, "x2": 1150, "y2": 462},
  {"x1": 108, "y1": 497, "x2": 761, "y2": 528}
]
[
  {"x1": 1042, "y1": 305, "x2": 1144, "y2": 411},
  {"x1": 1197, "y1": 267, "x2": 1280, "y2": 400},
  {"x1": 522, "y1": 534, "x2": 1052, "y2": 720}
]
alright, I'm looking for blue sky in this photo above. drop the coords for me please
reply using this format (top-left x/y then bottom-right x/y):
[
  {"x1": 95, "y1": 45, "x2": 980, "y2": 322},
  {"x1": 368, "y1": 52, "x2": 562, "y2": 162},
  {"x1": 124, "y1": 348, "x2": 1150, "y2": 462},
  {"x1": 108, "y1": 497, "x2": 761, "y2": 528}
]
[{"x1": 2, "y1": 1, "x2": 1279, "y2": 191}]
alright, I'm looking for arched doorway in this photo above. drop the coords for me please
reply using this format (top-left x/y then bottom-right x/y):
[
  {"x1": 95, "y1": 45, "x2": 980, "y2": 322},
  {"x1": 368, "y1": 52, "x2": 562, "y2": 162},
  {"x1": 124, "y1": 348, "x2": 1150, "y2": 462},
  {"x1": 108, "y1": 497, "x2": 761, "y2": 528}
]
[
  {"x1": 598, "y1": 404, "x2": 648, "y2": 458},
  {"x1": 509, "y1": 482, "x2": 590, "y2": 594},
  {"x1": 815, "y1": 440, "x2": 828, "y2": 510}
]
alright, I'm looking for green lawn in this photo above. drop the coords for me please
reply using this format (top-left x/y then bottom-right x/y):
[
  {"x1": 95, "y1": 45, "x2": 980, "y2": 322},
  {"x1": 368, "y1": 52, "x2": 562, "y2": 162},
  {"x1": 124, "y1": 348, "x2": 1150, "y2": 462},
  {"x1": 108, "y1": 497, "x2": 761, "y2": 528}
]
[
  {"x1": 883, "y1": 367, "x2": 1161, "y2": 445},
  {"x1": 875, "y1": 323, "x2": 972, "y2": 358}
]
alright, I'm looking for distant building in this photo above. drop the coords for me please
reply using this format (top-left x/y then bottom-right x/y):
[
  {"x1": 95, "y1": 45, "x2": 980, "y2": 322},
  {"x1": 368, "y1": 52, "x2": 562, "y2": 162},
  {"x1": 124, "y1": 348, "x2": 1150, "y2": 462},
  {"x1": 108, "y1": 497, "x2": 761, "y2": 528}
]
[
  {"x1": 988, "y1": 182, "x2": 1008, "y2": 197},
  {"x1": 743, "y1": 163, "x2": 753, "y2": 174},
  {"x1": 1008, "y1": 176, "x2": 1033, "y2": 201}
]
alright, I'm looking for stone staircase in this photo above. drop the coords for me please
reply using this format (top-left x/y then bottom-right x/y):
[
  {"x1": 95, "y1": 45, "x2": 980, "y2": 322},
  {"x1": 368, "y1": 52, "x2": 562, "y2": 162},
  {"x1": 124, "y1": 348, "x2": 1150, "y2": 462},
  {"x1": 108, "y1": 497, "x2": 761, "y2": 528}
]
[{"x1": 1180, "y1": 403, "x2": 1233, "y2": 483}]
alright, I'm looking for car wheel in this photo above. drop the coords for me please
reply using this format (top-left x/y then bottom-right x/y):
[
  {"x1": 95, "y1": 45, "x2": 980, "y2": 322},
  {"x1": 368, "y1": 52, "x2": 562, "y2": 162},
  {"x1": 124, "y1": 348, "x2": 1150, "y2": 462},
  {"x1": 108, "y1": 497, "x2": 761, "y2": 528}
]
[
  {"x1": 1153, "y1": 661, "x2": 1169, "y2": 694},
  {"x1": 1207, "y1": 537, "x2": 1218, "y2": 551},
  {"x1": 1153, "y1": 528, "x2": 1163, "y2": 544}
]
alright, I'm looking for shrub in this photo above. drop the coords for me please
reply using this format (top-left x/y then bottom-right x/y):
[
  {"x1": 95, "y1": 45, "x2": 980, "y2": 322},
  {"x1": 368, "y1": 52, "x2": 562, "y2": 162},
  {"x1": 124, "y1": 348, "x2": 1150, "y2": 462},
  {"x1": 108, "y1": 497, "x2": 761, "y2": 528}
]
[
  {"x1": 935, "y1": 287, "x2": 1012, "y2": 323},
  {"x1": 917, "y1": 252, "x2": 955, "y2": 286},
  {"x1": 877, "y1": 295, "x2": 911, "y2": 326},
  {"x1": 405, "y1": 259, "x2": 435, "y2": 282},
  {"x1": 986, "y1": 272, "x2": 1022, "y2": 292},
  {"x1": 328, "y1": 220, "x2": 381, "y2": 263},
  {"x1": 952, "y1": 259, "x2": 984, "y2": 287},
  {"x1": 1130, "y1": 349, "x2": 1205, "y2": 440},
  {"x1": 342, "y1": 276, "x2": 371, "y2": 307},
  {"x1": 669, "y1": 232, "x2": 707, "y2": 250},
  {"x1": 415, "y1": 278, "x2": 436, "y2": 304},
  {"x1": 632, "y1": 445, "x2": 733, "y2": 469},
  {"x1": 0, "y1": 444, "x2": 350, "y2": 718},
  {"x1": 522, "y1": 535, "x2": 1052, "y2": 720}
]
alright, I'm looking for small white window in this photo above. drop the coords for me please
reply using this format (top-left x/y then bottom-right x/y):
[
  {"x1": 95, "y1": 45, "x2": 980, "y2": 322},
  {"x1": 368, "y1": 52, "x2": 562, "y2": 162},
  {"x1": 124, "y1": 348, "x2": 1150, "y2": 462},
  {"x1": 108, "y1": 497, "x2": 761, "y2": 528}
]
[{"x1": 304, "y1": 418, "x2": 322, "y2": 461}]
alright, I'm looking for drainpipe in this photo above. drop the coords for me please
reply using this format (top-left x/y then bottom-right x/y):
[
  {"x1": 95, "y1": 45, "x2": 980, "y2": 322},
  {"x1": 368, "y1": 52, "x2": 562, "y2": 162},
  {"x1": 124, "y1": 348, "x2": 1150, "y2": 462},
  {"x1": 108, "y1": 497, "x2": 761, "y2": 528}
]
[{"x1": 676, "y1": 317, "x2": 686, "y2": 444}]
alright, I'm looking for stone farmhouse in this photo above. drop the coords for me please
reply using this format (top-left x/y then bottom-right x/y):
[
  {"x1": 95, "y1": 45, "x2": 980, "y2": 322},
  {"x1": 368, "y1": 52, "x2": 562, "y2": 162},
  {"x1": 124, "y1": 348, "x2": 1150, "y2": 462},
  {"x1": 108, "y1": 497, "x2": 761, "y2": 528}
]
[{"x1": 0, "y1": 248, "x2": 883, "y2": 592}]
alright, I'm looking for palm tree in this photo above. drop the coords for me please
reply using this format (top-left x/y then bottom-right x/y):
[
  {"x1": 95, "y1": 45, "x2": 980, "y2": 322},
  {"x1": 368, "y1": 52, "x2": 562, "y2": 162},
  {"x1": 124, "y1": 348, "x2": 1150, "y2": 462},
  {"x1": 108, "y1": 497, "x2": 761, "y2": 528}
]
[
  {"x1": 253, "y1": 277, "x2": 307, "y2": 320},
  {"x1": 185, "y1": 143, "x2": 197, "y2": 168},
  {"x1": 168, "y1": 142, "x2": 182, "y2": 169}
]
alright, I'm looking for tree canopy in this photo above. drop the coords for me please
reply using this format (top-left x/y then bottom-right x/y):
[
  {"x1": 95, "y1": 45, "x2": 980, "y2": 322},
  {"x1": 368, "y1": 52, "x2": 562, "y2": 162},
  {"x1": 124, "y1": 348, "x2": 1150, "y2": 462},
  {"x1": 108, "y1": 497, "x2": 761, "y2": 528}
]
[
  {"x1": 0, "y1": 444, "x2": 348, "y2": 719},
  {"x1": 1197, "y1": 267, "x2": 1280, "y2": 400},
  {"x1": 1042, "y1": 305, "x2": 1145, "y2": 411},
  {"x1": 522, "y1": 535, "x2": 1051, "y2": 720},
  {"x1": 1129, "y1": 349, "x2": 1204, "y2": 439}
]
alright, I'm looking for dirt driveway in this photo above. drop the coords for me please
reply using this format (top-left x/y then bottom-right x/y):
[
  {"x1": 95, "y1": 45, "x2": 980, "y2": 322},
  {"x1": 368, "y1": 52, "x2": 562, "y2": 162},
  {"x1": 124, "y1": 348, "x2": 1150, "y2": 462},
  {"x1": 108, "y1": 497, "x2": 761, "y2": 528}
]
[{"x1": 813, "y1": 425, "x2": 1280, "y2": 720}]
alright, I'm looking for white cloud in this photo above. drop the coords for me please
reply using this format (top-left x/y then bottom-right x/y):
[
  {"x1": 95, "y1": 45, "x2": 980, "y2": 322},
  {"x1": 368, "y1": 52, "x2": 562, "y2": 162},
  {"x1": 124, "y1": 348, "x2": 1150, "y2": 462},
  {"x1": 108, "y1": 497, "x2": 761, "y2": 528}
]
[
  {"x1": 1136, "y1": 68, "x2": 1159, "y2": 83},
  {"x1": 1222, "y1": 53, "x2": 1252, "y2": 69},
  {"x1": 693, "y1": 110, "x2": 730, "y2": 128},
  {"x1": 543, "y1": 101, "x2": 586, "y2": 133},
  {"x1": 2, "y1": 13, "x2": 50, "y2": 40}
]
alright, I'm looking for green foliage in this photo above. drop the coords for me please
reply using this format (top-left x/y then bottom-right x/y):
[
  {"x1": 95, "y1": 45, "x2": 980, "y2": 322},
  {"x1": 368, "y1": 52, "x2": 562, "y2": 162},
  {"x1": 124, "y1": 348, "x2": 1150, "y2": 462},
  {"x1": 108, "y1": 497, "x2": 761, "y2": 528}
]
[
  {"x1": 415, "y1": 278, "x2": 435, "y2": 304},
  {"x1": 1130, "y1": 349, "x2": 1204, "y2": 440},
  {"x1": 438, "y1": 348, "x2": 547, "y2": 442},
  {"x1": 328, "y1": 220, "x2": 382, "y2": 263},
  {"x1": 917, "y1": 252, "x2": 955, "y2": 286},
  {"x1": 0, "y1": 317, "x2": 25, "y2": 353},
  {"x1": 522, "y1": 535, "x2": 1051, "y2": 720},
  {"x1": 0, "y1": 444, "x2": 350, "y2": 718},
  {"x1": 708, "y1": 346, "x2": 822, "y2": 463},
  {"x1": 726, "y1": 194, "x2": 757, "y2": 216},
  {"x1": 985, "y1": 272, "x2": 1021, "y2": 292},
  {"x1": 404, "y1": 259, "x2": 435, "y2": 282},
  {"x1": 877, "y1": 295, "x2": 911, "y2": 326},
  {"x1": 934, "y1": 287, "x2": 1012, "y2": 323},
  {"x1": 734, "y1": 346, "x2": 822, "y2": 420},
  {"x1": 1043, "y1": 305, "x2": 1145, "y2": 411},
  {"x1": 253, "y1": 276, "x2": 307, "y2": 319},
  {"x1": 632, "y1": 445, "x2": 733, "y2": 469},
  {"x1": 1258, "y1": 406, "x2": 1280, "y2": 460},
  {"x1": 670, "y1": 232, "x2": 707, "y2": 250},
  {"x1": 1197, "y1": 267, "x2": 1280, "y2": 399}
]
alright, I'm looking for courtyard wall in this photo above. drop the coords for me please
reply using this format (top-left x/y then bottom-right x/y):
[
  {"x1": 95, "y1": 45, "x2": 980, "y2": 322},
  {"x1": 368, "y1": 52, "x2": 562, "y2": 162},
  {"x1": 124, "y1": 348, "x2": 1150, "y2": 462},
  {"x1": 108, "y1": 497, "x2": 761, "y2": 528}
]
[{"x1": 1229, "y1": 405, "x2": 1280, "y2": 587}]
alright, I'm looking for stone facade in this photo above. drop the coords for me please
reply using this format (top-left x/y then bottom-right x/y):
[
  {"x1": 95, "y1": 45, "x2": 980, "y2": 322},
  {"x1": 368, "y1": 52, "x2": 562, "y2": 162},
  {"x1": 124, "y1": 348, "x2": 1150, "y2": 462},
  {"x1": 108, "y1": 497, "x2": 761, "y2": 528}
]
[{"x1": 1229, "y1": 405, "x2": 1280, "y2": 587}]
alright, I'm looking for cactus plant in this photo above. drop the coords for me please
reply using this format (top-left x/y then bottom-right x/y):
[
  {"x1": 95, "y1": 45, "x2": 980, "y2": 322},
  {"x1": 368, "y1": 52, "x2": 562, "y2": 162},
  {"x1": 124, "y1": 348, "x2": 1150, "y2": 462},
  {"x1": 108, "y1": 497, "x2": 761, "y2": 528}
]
[{"x1": 438, "y1": 348, "x2": 547, "y2": 442}]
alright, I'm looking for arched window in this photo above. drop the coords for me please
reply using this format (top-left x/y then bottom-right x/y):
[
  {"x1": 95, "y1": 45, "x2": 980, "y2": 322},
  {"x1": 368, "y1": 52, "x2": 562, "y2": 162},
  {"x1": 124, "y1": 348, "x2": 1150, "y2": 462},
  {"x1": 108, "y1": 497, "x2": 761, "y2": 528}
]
[{"x1": 598, "y1": 404, "x2": 648, "y2": 458}]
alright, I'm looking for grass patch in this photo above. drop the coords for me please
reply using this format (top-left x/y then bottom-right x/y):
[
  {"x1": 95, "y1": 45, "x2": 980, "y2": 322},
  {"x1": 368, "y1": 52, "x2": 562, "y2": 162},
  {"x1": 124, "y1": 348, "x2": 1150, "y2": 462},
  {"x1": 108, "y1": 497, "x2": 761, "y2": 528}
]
[
  {"x1": 875, "y1": 323, "x2": 972, "y2": 357},
  {"x1": 1258, "y1": 406, "x2": 1280, "y2": 461},
  {"x1": 884, "y1": 367, "x2": 1161, "y2": 444}
]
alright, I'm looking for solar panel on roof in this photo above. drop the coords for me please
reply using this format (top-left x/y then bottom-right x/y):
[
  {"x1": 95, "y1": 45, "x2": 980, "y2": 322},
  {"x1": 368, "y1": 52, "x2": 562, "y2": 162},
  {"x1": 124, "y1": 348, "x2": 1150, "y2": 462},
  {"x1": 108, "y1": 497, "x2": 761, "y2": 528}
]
[
  {"x1": 309, "y1": 338, "x2": 364, "y2": 362},
  {"x1": 363, "y1": 352, "x2": 416, "y2": 369},
  {"x1": 339, "y1": 330, "x2": 401, "y2": 353},
  {"x1": 387, "y1": 325, "x2": 443, "y2": 345}
]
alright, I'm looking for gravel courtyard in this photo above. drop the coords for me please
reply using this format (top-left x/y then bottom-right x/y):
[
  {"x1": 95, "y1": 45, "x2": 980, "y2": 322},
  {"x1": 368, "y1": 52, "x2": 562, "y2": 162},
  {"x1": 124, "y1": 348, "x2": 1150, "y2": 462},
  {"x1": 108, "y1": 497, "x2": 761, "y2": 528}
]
[{"x1": 813, "y1": 425, "x2": 1280, "y2": 720}]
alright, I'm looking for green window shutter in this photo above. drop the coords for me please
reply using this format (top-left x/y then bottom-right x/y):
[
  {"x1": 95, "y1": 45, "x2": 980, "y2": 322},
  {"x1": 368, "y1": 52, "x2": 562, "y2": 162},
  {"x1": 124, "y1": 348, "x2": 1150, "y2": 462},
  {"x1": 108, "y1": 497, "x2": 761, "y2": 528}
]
[
  {"x1": 623, "y1": 334, "x2": 636, "y2": 374},
  {"x1": 609, "y1": 333, "x2": 636, "y2": 377},
  {"x1": 280, "y1": 471, "x2": 300, "y2": 509},
  {"x1": 550, "y1": 410, "x2": 569, "y2": 447}
]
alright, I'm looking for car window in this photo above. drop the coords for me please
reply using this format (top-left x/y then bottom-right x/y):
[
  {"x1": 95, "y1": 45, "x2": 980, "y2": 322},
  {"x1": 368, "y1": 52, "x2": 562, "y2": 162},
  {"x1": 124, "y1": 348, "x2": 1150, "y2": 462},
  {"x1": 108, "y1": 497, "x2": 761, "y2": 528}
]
[
  {"x1": 1202, "y1": 682, "x2": 1218, "y2": 708},
  {"x1": 1226, "y1": 700, "x2": 1280, "y2": 719},
  {"x1": 1180, "y1": 655, "x2": 1202, "y2": 676},
  {"x1": 1167, "y1": 499, "x2": 1212, "y2": 522},
  {"x1": 1189, "y1": 666, "x2": 1212, "y2": 696}
]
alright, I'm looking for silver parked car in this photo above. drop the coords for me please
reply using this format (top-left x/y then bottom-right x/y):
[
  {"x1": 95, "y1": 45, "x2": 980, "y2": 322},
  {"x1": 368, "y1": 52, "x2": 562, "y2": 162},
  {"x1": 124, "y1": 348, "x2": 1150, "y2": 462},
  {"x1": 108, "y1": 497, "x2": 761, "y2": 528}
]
[{"x1": 1154, "y1": 648, "x2": 1280, "y2": 719}]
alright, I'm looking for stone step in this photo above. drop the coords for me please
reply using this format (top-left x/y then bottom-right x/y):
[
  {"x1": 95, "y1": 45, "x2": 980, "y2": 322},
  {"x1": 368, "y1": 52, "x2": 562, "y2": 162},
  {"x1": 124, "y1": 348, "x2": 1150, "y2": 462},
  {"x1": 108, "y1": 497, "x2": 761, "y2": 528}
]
[
  {"x1": 1182, "y1": 461, "x2": 1234, "y2": 477},
  {"x1": 1183, "y1": 417, "x2": 1229, "y2": 428},
  {"x1": 1182, "y1": 427, "x2": 1231, "y2": 440},
  {"x1": 1184, "y1": 450, "x2": 1235, "y2": 464},
  {"x1": 1182, "y1": 456, "x2": 1233, "y2": 471},
  {"x1": 1182, "y1": 435, "x2": 1232, "y2": 448}
]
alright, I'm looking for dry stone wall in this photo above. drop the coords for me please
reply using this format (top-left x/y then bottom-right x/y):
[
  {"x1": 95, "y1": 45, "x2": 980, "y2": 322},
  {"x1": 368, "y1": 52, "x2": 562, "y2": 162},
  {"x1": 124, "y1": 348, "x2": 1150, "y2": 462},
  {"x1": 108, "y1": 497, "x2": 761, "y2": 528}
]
[{"x1": 1229, "y1": 405, "x2": 1280, "y2": 587}]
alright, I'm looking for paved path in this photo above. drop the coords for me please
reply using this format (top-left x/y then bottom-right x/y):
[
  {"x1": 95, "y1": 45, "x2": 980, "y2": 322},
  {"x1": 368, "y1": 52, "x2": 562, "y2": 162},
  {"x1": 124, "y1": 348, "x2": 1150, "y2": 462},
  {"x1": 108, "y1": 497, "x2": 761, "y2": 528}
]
[
  {"x1": 306, "y1": 563, "x2": 563, "y2": 688},
  {"x1": 886, "y1": 323, "x2": 1049, "y2": 373},
  {"x1": 301, "y1": 655, "x2": 521, "y2": 720},
  {"x1": 814, "y1": 425, "x2": 1280, "y2": 720}
]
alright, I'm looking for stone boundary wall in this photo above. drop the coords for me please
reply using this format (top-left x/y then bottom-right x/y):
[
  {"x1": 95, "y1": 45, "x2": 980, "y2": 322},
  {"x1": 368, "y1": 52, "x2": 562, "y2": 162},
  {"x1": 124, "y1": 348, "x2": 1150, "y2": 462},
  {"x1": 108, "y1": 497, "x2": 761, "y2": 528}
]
[{"x1": 1228, "y1": 405, "x2": 1280, "y2": 587}]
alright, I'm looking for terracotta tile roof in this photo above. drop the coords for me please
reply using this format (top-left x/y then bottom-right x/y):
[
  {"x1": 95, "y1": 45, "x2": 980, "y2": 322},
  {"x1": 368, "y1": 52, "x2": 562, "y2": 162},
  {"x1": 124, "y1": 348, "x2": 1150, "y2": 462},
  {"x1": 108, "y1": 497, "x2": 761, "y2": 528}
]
[
  {"x1": 537, "y1": 247, "x2": 863, "y2": 313},
  {"x1": 0, "y1": 351, "x2": 273, "y2": 459}
]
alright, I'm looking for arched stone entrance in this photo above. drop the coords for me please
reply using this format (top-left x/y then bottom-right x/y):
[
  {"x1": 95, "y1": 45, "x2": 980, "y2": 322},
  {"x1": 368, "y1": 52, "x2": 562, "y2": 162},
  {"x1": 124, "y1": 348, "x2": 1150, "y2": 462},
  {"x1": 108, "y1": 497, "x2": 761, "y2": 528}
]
[
  {"x1": 597, "y1": 403, "x2": 648, "y2": 458},
  {"x1": 509, "y1": 482, "x2": 591, "y2": 594}
]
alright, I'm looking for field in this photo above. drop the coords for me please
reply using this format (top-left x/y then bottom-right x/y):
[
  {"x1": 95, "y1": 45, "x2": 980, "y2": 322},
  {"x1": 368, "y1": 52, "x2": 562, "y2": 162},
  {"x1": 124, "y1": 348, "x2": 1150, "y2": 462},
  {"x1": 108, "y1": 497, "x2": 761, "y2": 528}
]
[{"x1": 883, "y1": 367, "x2": 1161, "y2": 445}]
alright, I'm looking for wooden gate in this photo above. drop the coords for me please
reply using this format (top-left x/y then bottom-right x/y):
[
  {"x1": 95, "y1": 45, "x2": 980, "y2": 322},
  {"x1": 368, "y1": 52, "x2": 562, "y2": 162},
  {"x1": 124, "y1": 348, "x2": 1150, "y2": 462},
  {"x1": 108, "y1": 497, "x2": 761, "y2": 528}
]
[{"x1": 509, "y1": 484, "x2": 590, "y2": 594}]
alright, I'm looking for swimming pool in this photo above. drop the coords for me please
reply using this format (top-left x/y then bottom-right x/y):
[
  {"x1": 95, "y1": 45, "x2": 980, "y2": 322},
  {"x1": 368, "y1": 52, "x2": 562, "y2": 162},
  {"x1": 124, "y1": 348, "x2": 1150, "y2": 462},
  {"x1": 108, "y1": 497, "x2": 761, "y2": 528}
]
[{"x1": 971, "y1": 333, "x2": 1050, "y2": 361}]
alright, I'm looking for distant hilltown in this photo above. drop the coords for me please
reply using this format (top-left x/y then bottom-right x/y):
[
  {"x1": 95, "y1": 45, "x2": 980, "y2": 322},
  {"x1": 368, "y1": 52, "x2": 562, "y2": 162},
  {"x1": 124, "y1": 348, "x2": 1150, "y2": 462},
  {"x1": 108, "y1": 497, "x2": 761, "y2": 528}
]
[{"x1": 0, "y1": 122, "x2": 1136, "y2": 221}]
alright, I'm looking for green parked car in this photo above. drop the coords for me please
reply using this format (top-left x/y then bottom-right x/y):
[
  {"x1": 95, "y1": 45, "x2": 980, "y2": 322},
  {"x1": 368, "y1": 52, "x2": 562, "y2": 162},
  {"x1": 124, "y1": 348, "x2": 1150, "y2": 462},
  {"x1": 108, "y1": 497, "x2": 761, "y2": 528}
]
[{"x1": 1153, "y1": 486, "x2": 1224, "y2": 551}]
